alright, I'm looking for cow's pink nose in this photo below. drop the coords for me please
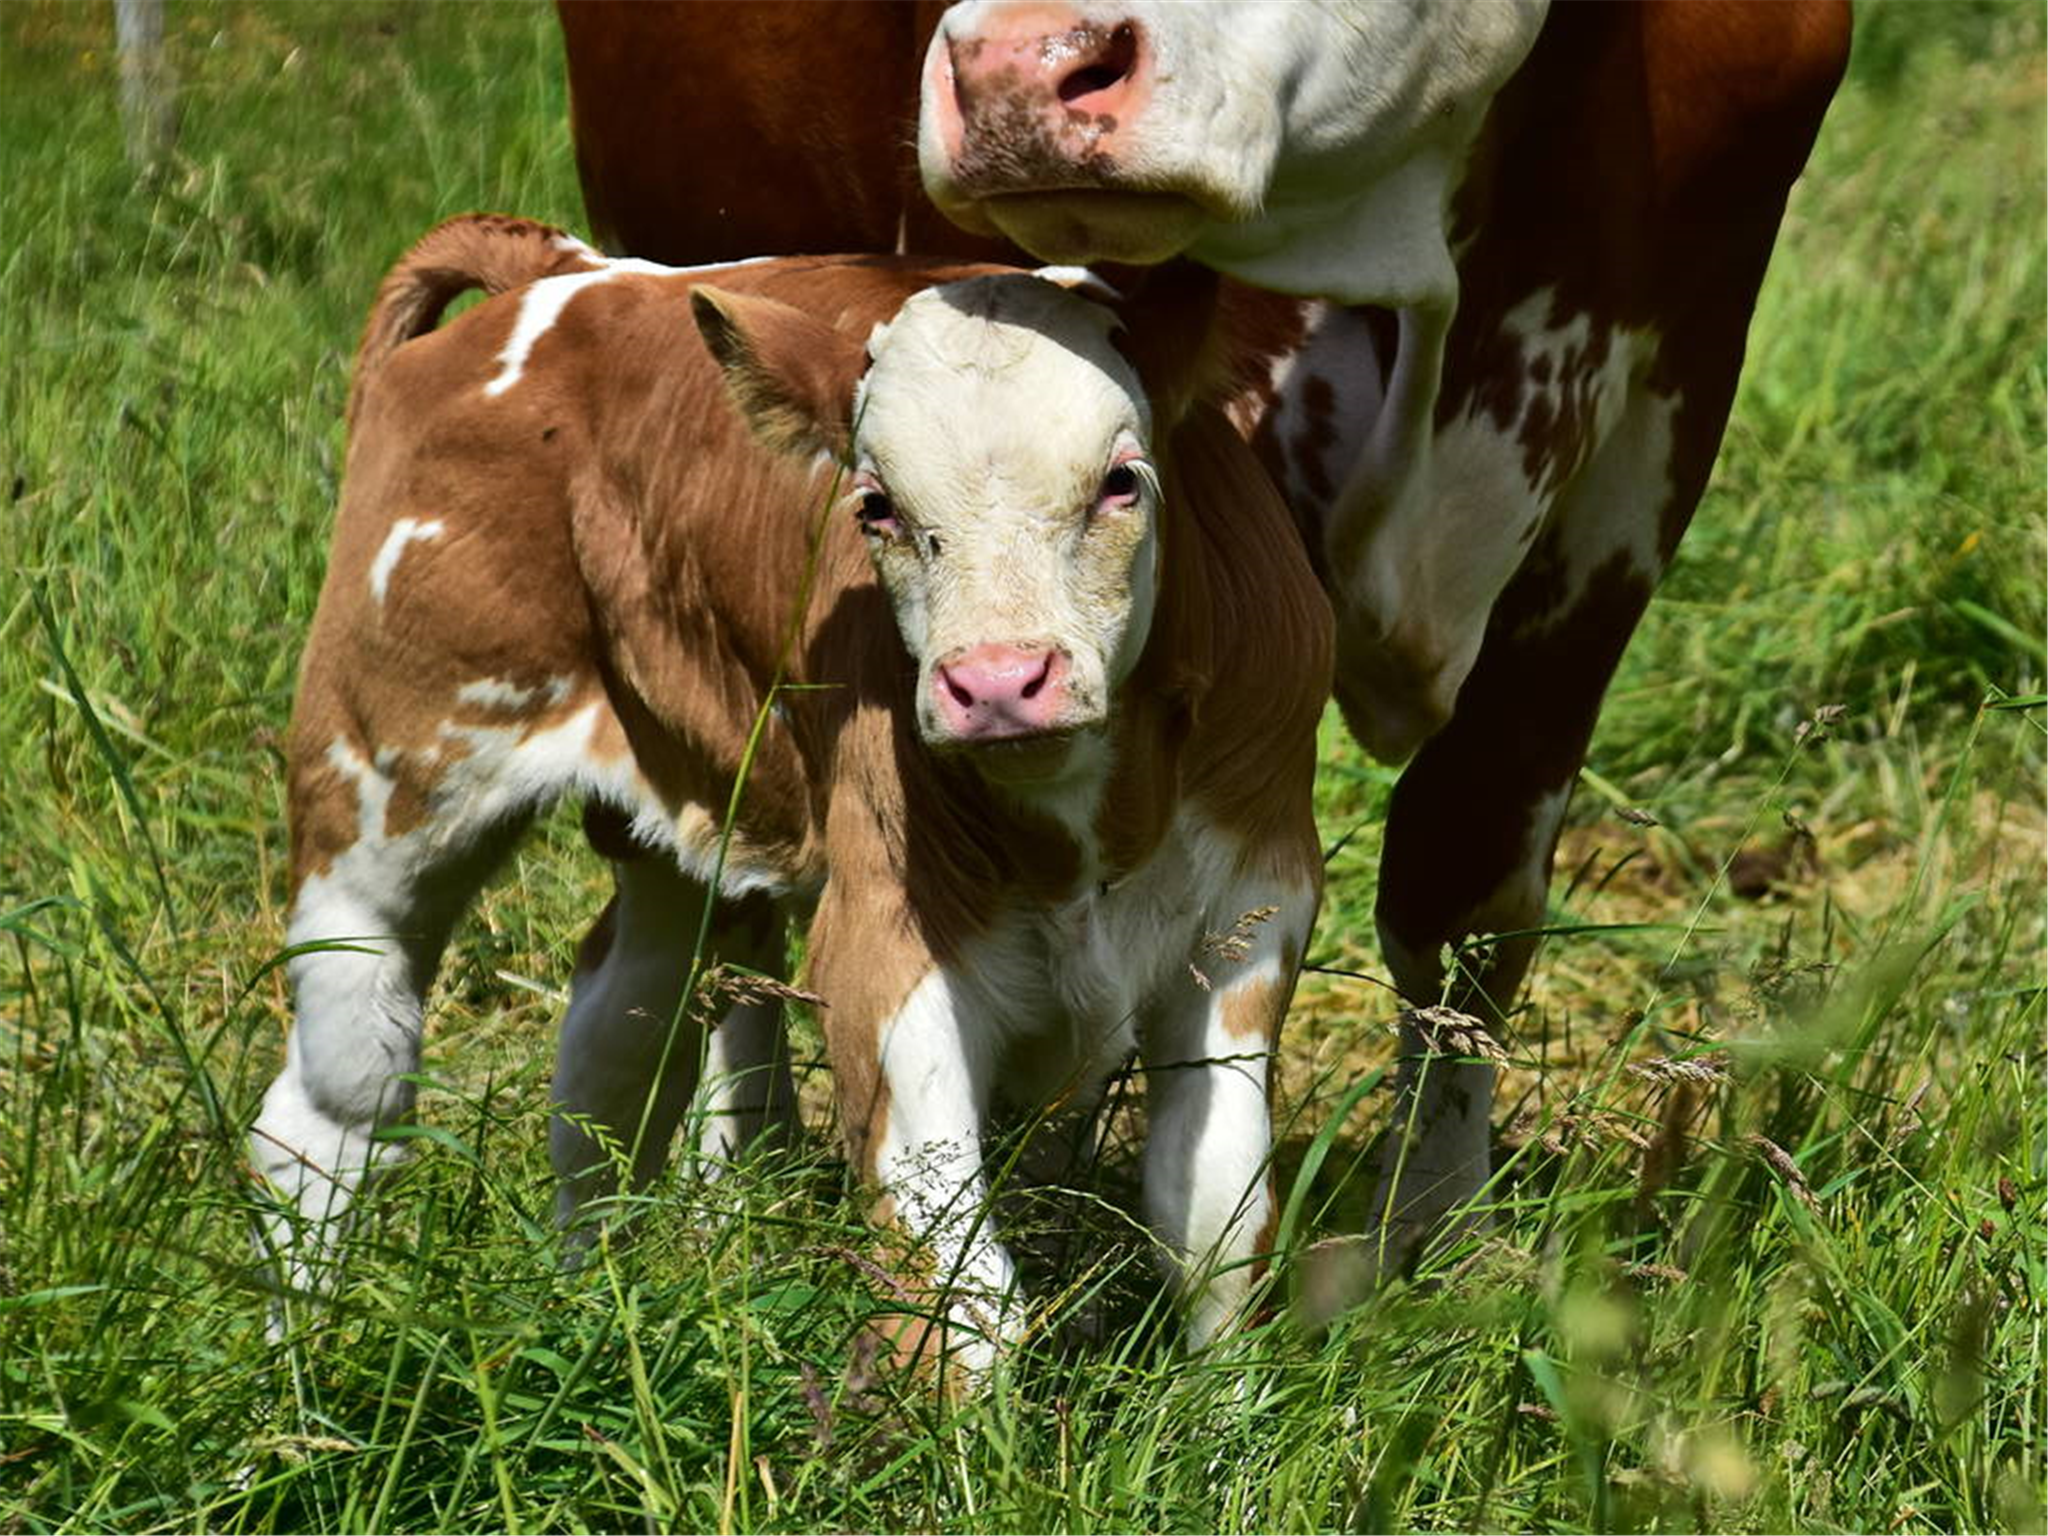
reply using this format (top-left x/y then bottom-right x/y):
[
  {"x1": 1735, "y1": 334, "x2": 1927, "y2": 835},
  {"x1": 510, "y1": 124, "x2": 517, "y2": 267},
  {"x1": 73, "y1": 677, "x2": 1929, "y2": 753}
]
[
  {"x1": 932, "y1": 643, "x2": 1071, "y2": 740},
  {"x1": 944, "y1": 9, "x2": 1144, "y2": 139}
]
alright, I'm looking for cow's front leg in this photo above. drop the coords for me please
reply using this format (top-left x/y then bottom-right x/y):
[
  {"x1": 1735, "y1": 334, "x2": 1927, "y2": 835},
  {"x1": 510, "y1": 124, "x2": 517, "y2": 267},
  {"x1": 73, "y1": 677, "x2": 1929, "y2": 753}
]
[
  {"x1": 1141, "y1": 875, "x2": 1317, "y2": 1348},
  {"x1": 1365, "y1": 390, "x2": 1680, "y2": 1271},
  {"x1": 810, "y1": 891, "x2": 1018, "y2": 1380}
]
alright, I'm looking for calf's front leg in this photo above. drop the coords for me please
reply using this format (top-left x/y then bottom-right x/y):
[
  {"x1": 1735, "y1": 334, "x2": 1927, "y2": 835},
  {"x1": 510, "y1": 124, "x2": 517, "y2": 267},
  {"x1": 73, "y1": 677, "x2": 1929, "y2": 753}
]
[
  {"x1": 1141, "y1": 874, "x2": 1317, "y2": 1348},
  {"x1": 810, "y1": 887, "x2": 1019, "y2": 1379}
]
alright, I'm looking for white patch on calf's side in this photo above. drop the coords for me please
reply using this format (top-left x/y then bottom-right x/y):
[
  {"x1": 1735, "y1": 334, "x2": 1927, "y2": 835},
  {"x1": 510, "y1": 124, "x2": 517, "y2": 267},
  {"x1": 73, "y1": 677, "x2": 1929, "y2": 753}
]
[
  {"x1": 429, "y1": 701, "x2": 622, "y2": 836},
  {"x1": 324, "y1": 736, "x2": 397, "y2": 842},
  {"x1": 487, "y1": 266, "x2": 642, "y2": 397},
  {"x1": 369, "y1": 517, "x2": 444, "y2": 605},
  {"x1": 483, "y1": 258, "x2": 672, "y2": 397},
  {"x1": 456, "y1": 675, "x2": 575, "y2": 714}
]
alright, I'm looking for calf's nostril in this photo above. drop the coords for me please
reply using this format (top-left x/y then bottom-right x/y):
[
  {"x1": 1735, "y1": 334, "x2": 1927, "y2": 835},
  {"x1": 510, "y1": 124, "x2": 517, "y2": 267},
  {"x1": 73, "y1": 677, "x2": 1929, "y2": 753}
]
[{"x1": 1018, "y1": 655, "x2": 1053, "y2": 700}]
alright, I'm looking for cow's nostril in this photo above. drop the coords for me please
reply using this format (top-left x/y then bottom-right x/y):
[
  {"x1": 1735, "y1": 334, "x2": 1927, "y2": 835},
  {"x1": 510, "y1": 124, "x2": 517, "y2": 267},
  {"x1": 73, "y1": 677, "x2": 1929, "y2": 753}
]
[
  {"x1": 942, "y1": 669, "x2": 976, "y2": 709},
  {"x1": 1056, "y1": 23, "x2": 1138, "y2": 104}
]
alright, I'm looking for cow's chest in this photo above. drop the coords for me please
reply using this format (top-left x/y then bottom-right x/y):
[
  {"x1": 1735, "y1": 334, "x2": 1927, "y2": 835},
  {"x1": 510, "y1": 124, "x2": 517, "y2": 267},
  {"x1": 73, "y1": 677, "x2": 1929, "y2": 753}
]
[{"x1": 1255, "y1": 291, "x2": 1642, "y2": 544}]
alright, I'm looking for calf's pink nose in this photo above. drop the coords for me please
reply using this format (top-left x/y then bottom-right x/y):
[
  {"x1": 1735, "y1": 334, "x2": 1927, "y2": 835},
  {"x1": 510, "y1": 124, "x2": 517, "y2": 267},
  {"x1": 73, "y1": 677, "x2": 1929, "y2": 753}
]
[{"x1": 932, "y1": 642, "x2": 1071, "y2": 740}]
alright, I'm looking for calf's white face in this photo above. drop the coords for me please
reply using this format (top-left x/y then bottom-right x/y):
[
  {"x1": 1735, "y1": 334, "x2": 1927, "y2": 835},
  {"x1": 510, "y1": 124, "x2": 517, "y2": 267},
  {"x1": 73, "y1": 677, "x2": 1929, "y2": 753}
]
[
  {"x1": 919, "y1": 0, "x2": 1546, "y2": 295},
  {"x1": 694, "y1": 272, "x2": 1162, "y2": 785},
  {"x1": 852, "y1": 276, "x2": 1158, "y2": 776}
]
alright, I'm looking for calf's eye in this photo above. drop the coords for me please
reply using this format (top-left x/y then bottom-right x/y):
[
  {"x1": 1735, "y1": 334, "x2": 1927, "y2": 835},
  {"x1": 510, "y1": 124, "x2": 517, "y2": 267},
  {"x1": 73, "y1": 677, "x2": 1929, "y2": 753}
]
[
  {"x1": 1098, "y1": 462, "x2": 1143, "y2": 508},
  {"x1": 855, "y1": 491, "x2": 899, "y2": 535}
]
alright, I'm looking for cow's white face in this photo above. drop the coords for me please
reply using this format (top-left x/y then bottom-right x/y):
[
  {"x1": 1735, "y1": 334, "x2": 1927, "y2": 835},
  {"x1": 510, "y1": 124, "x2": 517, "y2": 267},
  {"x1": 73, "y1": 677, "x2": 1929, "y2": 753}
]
[
  {"x1": 919, "y1": 0, "x2": 1546, "y2": 299},
  {"x1": 851, "y1": 274, "x2": 1160, "y2": 783}
]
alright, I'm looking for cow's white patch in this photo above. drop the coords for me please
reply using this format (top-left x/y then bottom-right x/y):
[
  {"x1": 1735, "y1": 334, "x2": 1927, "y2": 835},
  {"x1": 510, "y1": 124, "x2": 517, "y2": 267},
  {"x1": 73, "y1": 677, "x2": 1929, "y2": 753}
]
[
  {"x1": 369, "y1": 517, "x2": 444, "y2": 605},
  {"x1": 1249, "y1": 301, "x2": 1386, "y2": 525},
  {"x1": 1325, "y1": 288, "x2": 1652, "y2": 762},
  {"x1": 923, "y1": 1, "x2": 1544, "y2": 301},
  {"x1": 1535, "y1": 371, "x2": 1680, "y2": 621}
]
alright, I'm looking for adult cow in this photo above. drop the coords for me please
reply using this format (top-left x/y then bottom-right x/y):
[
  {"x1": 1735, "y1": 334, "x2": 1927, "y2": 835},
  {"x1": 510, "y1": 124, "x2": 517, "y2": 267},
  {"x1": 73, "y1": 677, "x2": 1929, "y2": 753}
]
[{"x1": 557, "y1": 0, "x2": 1851, "y2": 1261}]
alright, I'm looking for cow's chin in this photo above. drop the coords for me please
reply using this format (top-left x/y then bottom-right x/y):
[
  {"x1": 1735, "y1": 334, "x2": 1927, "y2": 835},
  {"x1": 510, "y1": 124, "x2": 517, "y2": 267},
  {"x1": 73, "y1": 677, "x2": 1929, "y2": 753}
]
[{"x1": 975, "y1": 190, "x2": 1209, "y2": 267}]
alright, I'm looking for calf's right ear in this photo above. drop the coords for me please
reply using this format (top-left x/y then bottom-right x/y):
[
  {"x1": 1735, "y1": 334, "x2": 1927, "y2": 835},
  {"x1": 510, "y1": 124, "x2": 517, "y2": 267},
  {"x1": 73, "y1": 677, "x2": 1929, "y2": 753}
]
[{"x1": 691, "y1": 286, "x2": 867, "y2": 462}]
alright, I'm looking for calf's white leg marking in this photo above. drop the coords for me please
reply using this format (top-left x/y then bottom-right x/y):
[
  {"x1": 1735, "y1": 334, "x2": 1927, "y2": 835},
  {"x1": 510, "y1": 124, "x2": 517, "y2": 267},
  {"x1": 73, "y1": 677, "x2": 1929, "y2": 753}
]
[
  {"x1": 550, "y1": 857, "x2": 708, "y2": 1226},
  {"x1": 255, "y1": 701, "x2": 642, "y2": 1284},
  {"x1": 1141, "y1": 878, "x2": 1316, "y2": 1347},
  {"x1": 550, "y1": 857, "x2": 798, "y2": 1231},
  {"x1": 871, "y1": 967, "x2": 1019, "y2": 1375},
  {"x1": 251, "y1": 746, "x2": 517, "y2": 1298},
  {"x1": 693, "y1": 954, "x2": 799, "y2": 1171}
]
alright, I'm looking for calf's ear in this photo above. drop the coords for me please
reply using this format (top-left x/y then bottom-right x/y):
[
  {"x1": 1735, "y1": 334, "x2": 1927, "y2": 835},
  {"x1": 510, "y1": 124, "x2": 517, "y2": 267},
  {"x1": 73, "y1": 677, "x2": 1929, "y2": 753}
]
[{"x1": 691, "y1": 286, "x2": 867, "y2": 462}]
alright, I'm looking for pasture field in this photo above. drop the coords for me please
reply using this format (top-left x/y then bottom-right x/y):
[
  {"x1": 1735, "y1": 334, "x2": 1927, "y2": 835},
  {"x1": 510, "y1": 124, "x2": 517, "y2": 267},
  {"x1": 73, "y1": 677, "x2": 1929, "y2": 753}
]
[{"x1": 2, "y1": 2, "x2": 2042, "y2": 1531}]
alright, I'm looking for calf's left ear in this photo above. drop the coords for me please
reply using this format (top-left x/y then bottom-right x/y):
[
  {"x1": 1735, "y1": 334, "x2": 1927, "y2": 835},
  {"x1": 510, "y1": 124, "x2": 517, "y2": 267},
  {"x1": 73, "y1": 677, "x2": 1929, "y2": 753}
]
[{"x1": 691, "y1": 286, "x2": 867, "y2": 462}]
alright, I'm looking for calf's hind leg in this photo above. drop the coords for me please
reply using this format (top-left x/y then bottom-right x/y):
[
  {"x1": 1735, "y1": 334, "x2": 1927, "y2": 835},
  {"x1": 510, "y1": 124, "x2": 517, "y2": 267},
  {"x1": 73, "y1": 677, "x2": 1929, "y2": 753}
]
[
  {"x1": 252, "y1": 750, "x2": 530, "y2": 1298},
  {"x1": 549, "y1": 843, "x2": 795, "y2": 1231}
]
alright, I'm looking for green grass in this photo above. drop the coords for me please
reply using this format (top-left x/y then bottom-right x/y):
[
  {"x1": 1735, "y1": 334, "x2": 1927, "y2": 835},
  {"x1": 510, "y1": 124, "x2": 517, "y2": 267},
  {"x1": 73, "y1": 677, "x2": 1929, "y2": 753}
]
[{"x1": 2, "y1": 1, "x2": 2042, "y2": 1530}]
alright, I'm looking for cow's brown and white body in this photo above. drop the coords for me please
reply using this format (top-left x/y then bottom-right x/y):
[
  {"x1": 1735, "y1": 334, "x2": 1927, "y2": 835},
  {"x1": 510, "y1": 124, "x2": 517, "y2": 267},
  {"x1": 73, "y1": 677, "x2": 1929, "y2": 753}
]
[
  {"x1": 559, "y1": 0, "x2": 1850, "y2": 1260},
  {"x1": 253, "y1": 216, "x2": 1331, "y2": 1364}
]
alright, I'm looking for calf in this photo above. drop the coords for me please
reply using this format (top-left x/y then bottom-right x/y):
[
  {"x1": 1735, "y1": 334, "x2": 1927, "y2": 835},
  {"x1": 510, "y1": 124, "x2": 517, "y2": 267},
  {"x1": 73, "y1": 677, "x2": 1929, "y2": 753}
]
[{"x1": 252, "y1": 215, "x2": 1332, "y2": 1368}]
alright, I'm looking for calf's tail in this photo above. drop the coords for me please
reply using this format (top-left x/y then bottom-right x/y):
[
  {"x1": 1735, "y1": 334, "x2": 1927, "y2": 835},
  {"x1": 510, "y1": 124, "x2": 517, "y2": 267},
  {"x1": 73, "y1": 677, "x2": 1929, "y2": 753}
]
[{"x1": 348, "y1": 213, "x2": 608, "y2": 424}]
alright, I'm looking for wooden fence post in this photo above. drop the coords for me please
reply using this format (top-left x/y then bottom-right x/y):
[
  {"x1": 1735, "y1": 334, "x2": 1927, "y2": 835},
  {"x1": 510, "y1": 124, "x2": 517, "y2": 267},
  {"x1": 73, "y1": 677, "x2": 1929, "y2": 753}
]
[{"x1": 114, "y1": 0, "x2": 177, "y2": 171}]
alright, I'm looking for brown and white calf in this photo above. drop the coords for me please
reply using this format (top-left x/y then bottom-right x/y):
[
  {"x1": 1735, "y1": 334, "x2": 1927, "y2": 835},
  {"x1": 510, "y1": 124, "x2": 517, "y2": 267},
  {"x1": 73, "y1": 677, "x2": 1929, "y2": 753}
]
[{"x1": 252, "y1": 215, "x2": 1332, "y2": 1365}]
